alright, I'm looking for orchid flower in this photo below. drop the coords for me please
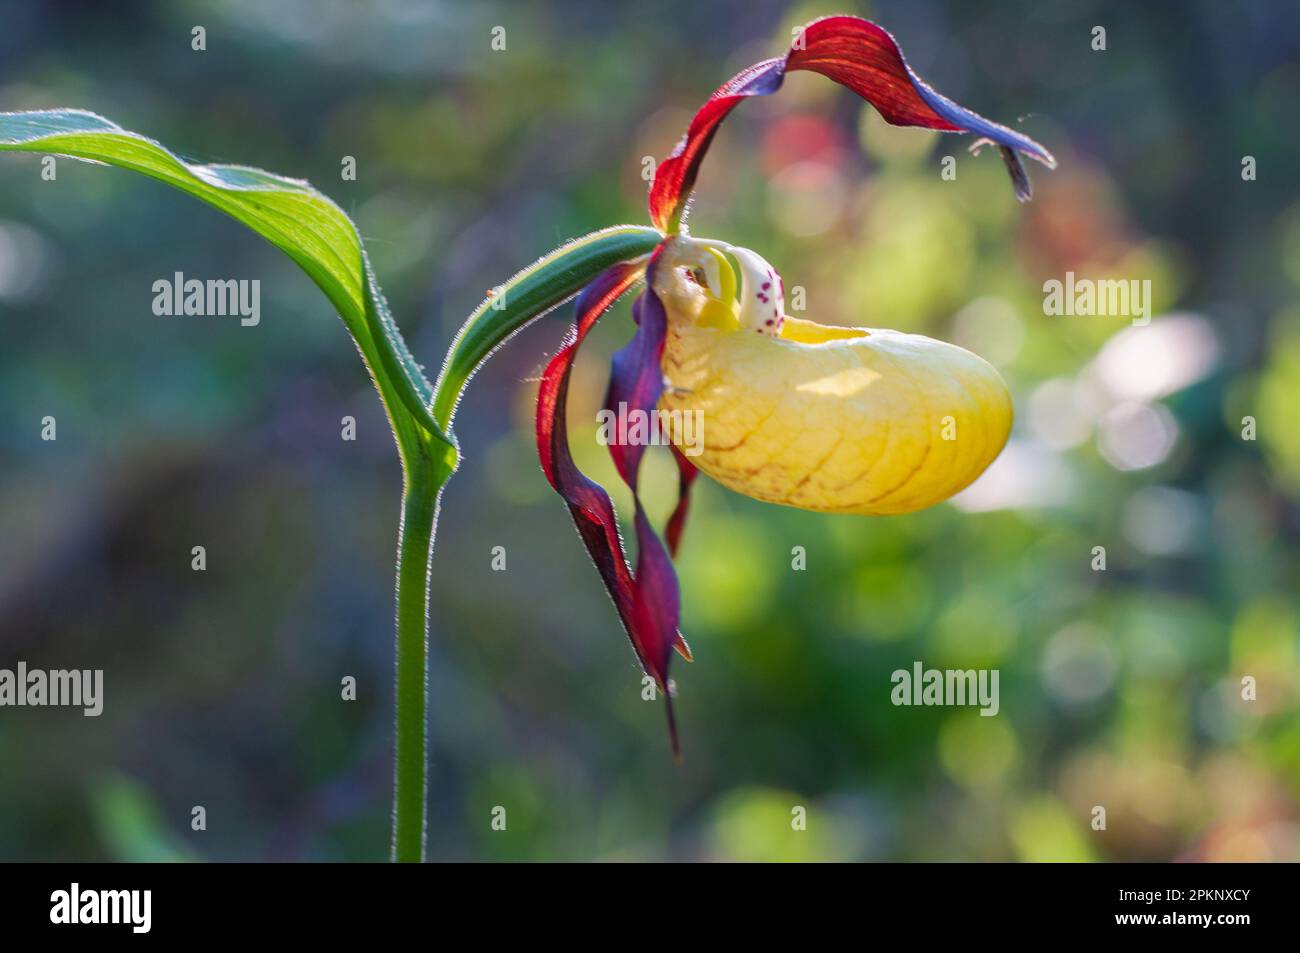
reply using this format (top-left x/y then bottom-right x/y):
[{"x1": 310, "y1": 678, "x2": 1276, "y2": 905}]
[
  {"x1": 0, "y1": 14, "x2": 1053, "y2": 860},
  {"x1": 535, "y1": 16, "x2": 1055, "y2": 754}
]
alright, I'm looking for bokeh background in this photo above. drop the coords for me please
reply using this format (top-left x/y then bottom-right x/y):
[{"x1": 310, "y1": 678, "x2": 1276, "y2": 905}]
[{"x1": 1, "y1": 0, "x2": 1298, "y2": 861}]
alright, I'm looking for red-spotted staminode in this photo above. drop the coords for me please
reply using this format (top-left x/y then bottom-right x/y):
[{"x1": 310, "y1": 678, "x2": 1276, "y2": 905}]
[{"x1": 535, "y1": 16, "x2": 1055, "y2": 754}]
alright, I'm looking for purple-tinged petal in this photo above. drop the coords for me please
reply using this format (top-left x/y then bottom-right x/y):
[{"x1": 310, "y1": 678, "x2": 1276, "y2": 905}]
[
  {"x1": 630, "y1": 500, "x2": 683, "y2": 756},
  {"x1": 604, "y1": 274, "x2": 670, "y2": 492},
  {"x1": 599, "y1": 257, "x2": 694, "y2": 753},
  {"x1": 535, "y1": 252, "x2": 691, "y2": 752},
  {"x1": 649, "y1": 14, "x2": 1055, "y2": 229}
]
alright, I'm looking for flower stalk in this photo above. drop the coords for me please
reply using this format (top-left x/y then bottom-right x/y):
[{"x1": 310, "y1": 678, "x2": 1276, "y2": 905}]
[{"x1": 391, "y1": 439, "x2": 441, "y2": 863}]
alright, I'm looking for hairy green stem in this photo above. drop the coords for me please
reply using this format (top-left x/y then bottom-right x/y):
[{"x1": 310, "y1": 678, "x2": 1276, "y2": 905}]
[{"x1": 391, "y1": 442, "x2": 441, "y2": 862}]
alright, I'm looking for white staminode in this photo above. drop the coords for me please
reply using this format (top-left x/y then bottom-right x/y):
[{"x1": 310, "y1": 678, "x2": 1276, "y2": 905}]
[{"x1": 667, "y1": 235, "x2": 787, "y2": 337}]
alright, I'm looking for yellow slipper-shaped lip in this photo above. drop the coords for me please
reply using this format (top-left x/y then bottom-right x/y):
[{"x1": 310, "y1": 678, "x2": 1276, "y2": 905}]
[{"x1": 654, "y1": 237, "x2": 1013, "y2": 515}]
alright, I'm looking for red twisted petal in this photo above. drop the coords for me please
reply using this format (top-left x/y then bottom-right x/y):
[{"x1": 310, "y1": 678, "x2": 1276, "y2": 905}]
[
  {"x1": 649, "y1": 15, "x2": 1056, "y2": 229},
  {"x1": 535, "y1": 261, "x2": 644, "y2": 662},
  {"x1": 535, "y1": 253, "x2": 690, "y2": 753}
]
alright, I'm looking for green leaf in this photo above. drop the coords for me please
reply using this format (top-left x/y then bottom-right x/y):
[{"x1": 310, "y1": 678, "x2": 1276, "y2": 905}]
[{"x1": 0, "y1": 108, "x2": 445, "y2": 451}]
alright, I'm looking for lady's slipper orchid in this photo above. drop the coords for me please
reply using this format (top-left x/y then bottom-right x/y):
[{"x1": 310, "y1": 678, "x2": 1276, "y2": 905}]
[
  {"x1": 534, "y1": 16, "x2": 1053, "y2": 753},
  {"x1": 0, "y1": 13, "x2": 1059, "y2": 860}
]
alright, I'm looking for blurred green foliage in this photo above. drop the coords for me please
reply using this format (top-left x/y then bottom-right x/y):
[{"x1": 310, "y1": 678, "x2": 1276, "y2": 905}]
[{"x1": 1, "y1": 0, "x2": 1297, "y2": 861}]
